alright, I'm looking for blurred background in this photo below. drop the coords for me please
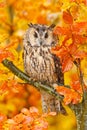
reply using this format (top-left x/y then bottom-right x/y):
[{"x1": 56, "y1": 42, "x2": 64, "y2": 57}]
[{"x1": 0, "y1": 0, "x2": 87, "y2": 130}]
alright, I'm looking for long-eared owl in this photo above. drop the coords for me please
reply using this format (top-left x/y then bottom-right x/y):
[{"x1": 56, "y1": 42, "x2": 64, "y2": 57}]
[{"x1": 23, "y1": 23, "x2": 66, "y2": 114}]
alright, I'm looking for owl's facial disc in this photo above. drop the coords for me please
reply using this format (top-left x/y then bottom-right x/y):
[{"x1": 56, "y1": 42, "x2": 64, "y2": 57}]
[{"x1": 28, "y1": 24, "x2": 57, "y2": 47}]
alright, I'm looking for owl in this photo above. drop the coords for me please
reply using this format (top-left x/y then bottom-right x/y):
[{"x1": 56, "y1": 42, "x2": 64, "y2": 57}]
[{"x1": 23, "y1": 23, "x2": 66, "y2": 114}]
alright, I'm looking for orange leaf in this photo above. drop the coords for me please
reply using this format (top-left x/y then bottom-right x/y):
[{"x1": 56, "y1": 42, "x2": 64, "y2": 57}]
[
  {"x1": 70, "y1": 0, "x2": 87, "y2": 5},
  {"x1": 21, "y1": 108, "x2": 30, "y2": 116},
  {"x1": 53, "y1": 26, "x2": 70, "y2": 35},
  {"x1": 73, "y1": 34, "x2": 87, "y2": 44},
  {"x1": 74, "y1": 50, "x2": 87, "y2": 59},
  {"x1": 51, "y1": 45, "x2": 68, "y2": 58},
  {"x1": 63, "y1": 11, "x2": 73, "y2": 24},
  {"x1": 0, "y1": 113, "x2": 7, "y2": 123},
  {"x1": 30, "y1": 107, "x2": 39, "y2": 114},
  {"x1": 73, "y1": 22, "x2": 87, "y2": 33},
  {"x1": 13, "y1": 113, "x2": 24, "y2": 124},
  {"x1": 30, "y1": 107, "x2": 39, "y2": 118},
  {"x1": 0, "y1": 42, "x2": 16, "y2": 62},
  {"x1": 62, "y1": 55, "x2": 73, "y2": 72},
  {"x1": 34, "y1": 118, "x2": 48, "y2": 130},
  {"x1": 0, "y1": 50, "x2": 14, "y2": 62},
  {"x1": 70, "y1": 74, "x2": 83, "y2": 94},
  {"x1": 68, "y1": 43, "x2": 77, "y2": 54},
  {"x1": 56, "y1": 86, "x2": 82, "y2": 105},
  {"x1": 0, "y1": 81, "x2": 9, "y2": 95},
  {"x1": 52, "y1": 45, "x2": 74, "y2": 72},
  {"x1": 23, "y1": 116, "x2": 34, "y2": 125},
  {"x1": 0, "y1": 113, "x2": 7, "y2": 130},
  {"x1": 84, "y1": 0, "x2": 87, "y2": 5}
]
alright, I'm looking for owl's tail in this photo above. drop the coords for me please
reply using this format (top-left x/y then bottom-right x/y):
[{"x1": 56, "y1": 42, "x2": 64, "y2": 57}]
[{"x1": 41, "y1": 90, "x2": 67, "y2": 115}]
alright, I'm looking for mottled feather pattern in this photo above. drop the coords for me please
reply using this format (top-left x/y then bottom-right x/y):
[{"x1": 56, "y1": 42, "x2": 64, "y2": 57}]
[
  {"x1": 23, "y1": 23, "x2": 66, "y2": 114},
  {"x1": 24, "y1": 45, "x2": 58, "y2": 83}
]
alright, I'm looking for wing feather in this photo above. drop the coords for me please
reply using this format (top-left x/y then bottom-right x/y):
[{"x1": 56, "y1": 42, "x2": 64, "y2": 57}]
[{"x1": 53, "y1": 54, "x2": 64, "y2": 85}]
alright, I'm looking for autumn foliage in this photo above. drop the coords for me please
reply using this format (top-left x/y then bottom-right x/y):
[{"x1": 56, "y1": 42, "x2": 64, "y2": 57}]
[
  {"x1": 3, "y1": 107, "x2": 53, "y2": 130},
  {"x1": 0, "y1": 0, "x2": 87, "y2": 130},
  {"x1": 52, "y1": 11, "x2": 87, "y2": 72},
  {"x1": 51, "y1": 10, "x2": 87, "y2": 106}
]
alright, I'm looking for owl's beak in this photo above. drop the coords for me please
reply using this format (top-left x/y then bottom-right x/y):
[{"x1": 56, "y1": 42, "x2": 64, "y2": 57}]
[{"x1": 40, "y1": 41, "x2": 42, "y2": 45}]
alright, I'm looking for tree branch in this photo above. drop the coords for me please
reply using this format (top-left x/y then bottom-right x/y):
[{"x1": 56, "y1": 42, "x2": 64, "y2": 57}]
[
  {"x1": 73, "y1": 58, "x2": 87, "y2": 130},
  {"x1": 2, "y1": 59, "x2": 62, "y2": 100}
]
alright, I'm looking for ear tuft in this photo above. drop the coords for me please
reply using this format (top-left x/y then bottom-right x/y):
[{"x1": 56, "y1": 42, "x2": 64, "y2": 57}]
[
  {"x1": 28, "y1": 23, "x2": 33, "y2": 27},
  {"x1": 48, "y1": 24, "x2": 56, "y2": 29}
]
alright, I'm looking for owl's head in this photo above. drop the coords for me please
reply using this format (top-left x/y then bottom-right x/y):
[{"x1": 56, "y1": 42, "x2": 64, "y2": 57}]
[{"x1": 25, "y1": 23, "x2": 58, "y2": 47}]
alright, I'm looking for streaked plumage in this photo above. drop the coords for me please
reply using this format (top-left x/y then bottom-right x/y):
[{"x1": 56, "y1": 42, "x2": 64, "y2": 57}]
[{"x1": 23, "y1": 23, "x2": 66, "y2": 114}]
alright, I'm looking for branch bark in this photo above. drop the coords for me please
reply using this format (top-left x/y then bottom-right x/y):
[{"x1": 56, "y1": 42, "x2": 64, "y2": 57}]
[
  {"x1": 73, "y1": 59, "x2": 87, "y2": 130},
  {"x1": 3, "y1": 58, "x2": 87, "y2": 130},
  {"x1": 2, "y1": 59, "x2": 61, "y2": 99}
]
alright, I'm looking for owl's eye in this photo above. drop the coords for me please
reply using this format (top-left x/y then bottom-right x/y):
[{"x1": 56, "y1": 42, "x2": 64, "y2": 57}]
[
  {"x1": 44, "y1": 32, "x2": 48, "y2": 38},
  {"x1": 34, "y1": 31, "x2": 38, "y2": 38}
]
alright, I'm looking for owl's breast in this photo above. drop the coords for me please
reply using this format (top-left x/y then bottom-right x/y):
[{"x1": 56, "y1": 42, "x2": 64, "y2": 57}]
[{"x1": 24, "y1": 46, "x2": 58, "y2": 83}]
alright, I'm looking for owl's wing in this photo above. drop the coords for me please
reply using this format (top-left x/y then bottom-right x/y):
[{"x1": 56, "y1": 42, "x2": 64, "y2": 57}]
[
  {"x1": 53, "y1": 54, "x2": 64, "y2": 85},
  {"x1": 53, "y1": 55, "x2": 67, "y2": 115}
]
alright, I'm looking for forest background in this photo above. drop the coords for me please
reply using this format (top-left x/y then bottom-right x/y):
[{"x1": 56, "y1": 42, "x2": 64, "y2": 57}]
[{"x1": 0, "y1": 0, "x2": 87, "y2": 130}]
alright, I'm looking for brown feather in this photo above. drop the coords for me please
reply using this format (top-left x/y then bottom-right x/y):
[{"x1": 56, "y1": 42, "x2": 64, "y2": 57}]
[{"x1": 23, "y1": 24, "x2": 66, "y2": 114}]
